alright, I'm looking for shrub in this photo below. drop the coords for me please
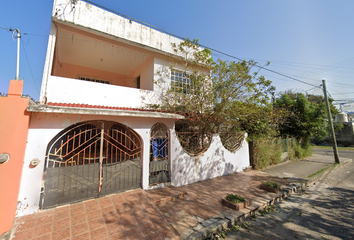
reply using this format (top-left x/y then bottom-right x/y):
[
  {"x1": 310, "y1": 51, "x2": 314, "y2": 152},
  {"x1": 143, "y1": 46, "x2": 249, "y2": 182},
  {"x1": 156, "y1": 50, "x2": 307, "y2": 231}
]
[
  {"x1": 261, "y1": 181, "x2": 279, "y2": 189},
  {"x1": 226, "y1": 194, "x2": 245, "y2": 203},
  {"x1": 253, "y1": 138, "x2": 283, "y2": 170},
  {"x1": 286, "y1": 138, "x2": 312, "y2": 160},
  {"x1": 294, "y1": 144, "x2": 312, "y2": 159}
]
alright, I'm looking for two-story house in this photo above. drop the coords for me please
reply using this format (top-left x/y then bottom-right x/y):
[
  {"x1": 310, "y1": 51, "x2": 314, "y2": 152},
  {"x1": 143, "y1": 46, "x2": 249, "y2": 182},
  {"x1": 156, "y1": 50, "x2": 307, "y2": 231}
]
[{"x1": 16, "y1": 0, "x2": 250, "y2": 216}]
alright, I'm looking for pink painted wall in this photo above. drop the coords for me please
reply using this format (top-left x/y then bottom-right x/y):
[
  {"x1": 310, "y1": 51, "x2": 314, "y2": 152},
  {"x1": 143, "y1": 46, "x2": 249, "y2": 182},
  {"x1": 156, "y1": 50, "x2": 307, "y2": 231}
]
[
  {"x1": 128, "y1": 56, "x2": 154, "y2": 90},
  {"x1": 52, "y1": 60, "x2": 154, "y2": 91},
  {"x1": 0, "y1": 80, "x2": 30, "y2": 235},
  {"x1": 52, "y1": 62, "x2": 125, "y2": 85}
]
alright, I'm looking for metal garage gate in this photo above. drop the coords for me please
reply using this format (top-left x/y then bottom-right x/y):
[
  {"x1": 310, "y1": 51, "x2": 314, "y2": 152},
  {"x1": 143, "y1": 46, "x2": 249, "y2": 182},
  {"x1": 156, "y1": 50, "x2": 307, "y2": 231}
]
[{"x1": 41, "y1": 121, "x2": 142, "y2": 209}]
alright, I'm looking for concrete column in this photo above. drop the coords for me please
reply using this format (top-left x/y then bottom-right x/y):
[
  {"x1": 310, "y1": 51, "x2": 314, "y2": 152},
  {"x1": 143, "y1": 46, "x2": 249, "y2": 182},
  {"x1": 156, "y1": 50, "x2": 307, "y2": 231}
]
[{"x1": 0, "y1": 80, "x2": 30, "y2": 235}]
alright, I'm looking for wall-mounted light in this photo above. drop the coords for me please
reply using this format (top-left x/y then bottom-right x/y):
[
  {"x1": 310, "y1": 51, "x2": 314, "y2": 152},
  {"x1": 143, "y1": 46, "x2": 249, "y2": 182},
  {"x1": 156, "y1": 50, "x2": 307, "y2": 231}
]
[
  {"x1": 0, "y1": 153, "x2": 10, "y2": 164},
  {"x1": 30, "y1": 158, "x2": 41, "y2": 167}
]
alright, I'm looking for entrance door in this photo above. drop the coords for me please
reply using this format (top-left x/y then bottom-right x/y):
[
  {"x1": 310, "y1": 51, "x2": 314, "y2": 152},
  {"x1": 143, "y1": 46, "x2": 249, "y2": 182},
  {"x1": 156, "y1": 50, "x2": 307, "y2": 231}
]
[{"x1": 41, "y1": 121, "x2": 142, "y2": 209}]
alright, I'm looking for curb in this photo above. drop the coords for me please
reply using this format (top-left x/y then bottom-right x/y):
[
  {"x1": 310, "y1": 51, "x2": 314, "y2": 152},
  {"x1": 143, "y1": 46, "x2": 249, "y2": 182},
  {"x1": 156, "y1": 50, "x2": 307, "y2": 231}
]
[
  {"x1": 181, "y1": 184, "x2": 303, "y2": 240},
  {"x1": 181, "y1": 159, "x2": 352, "y2": 240},
  {"x1": 305, "y1": 158, "x2": 353, "y2": 186}
]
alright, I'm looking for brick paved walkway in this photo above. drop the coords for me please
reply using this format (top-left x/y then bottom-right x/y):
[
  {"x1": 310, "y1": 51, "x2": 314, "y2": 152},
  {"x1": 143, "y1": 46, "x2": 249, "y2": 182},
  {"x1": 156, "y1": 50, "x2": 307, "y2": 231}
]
[
  {"x1": 9, "y1": 171, "x2": 292, "y2": 240},
  {"x1": 11, "y1": 190, "x2": 178, "y2": 240}
]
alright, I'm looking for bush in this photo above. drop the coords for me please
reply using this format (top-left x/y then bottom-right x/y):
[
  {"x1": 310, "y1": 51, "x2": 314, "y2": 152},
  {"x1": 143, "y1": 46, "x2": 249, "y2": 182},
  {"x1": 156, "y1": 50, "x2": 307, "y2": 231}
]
[
  {"x1": 294, "y1": 144, "x2": 312, "y2": 159},
  {"x1": 226, "y1": 194, "x2": 246, "y2": 203},
  {"x1": 261, "y1": 181, "x2": 279, "y2": 188},
  {"x1": 286, "y1": 138, "x2": 312, "y2": 160},
  {"x1": 253, "y1": 138, "x2": 283, "y2": 170},
  {"x1": 253, "y1": 137, "x2": 312, "y2": 170}
]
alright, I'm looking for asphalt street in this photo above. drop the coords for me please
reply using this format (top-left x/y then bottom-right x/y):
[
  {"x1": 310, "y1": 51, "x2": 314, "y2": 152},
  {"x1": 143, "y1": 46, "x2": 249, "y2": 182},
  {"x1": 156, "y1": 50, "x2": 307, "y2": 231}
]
[
  {"x1": 224, "y1": 148, "x2": 354, "y2": 240},
  {"x1": 312, "y1": 147, "x2": 354, "y2": 159}
]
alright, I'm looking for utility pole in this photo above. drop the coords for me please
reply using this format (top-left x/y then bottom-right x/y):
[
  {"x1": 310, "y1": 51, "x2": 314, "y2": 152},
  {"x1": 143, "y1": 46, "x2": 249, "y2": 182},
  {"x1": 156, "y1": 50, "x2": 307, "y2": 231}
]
[
  {"x1": 322, "y1": 79, "x2": 340, "y2": 164},
  {"x1": 14, "y1": 29, "x2": 21, "y2": 80}
]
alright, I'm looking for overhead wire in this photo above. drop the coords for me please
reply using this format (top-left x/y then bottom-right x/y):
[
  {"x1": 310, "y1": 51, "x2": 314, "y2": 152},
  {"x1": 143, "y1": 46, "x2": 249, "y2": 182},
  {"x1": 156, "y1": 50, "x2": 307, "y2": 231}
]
[
  {"x1": 2, "y1": 2, "x2": 353, "y2": 96},
  {"x1": 21, "y1": 39, "x2": 40, "y2": 94},
  {"x1": 1, "y1": 26, "x2": 41, "y2": 95},
  {"x1": 82, "y1": 0, "x2": 319, "y2": 88}
]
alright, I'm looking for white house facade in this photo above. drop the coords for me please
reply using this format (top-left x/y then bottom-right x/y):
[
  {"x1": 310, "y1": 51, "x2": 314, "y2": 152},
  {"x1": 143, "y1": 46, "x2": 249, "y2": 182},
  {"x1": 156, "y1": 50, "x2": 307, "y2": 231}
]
[{"x1": 16, "y1": 0, "x2": 249, "y2": 216}]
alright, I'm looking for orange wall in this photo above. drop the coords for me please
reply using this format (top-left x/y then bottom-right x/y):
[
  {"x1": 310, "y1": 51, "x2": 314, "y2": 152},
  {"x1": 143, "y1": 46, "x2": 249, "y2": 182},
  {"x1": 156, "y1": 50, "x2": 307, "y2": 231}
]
[{"x1": 0, "y1": 80, "x2": 30, "y2": 235}]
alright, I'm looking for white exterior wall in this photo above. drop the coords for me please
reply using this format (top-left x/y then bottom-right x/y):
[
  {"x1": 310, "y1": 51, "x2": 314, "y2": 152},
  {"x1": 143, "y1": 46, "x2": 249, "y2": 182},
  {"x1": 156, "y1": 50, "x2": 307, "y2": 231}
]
[
  {"x1": 20, "y1": 0, "x2": 250, "y2": 217},
  {"x1": 40, "y1": 24, "x2": 57, "y2": 102},
  {"x1": 17, "y1": 112, "x2": 174, "y2": 216},
  {"x1": 17, "y1": 111, "x2": 249, "y2": 216},
  {"x1": 170, "y1": 132, "x2": 249, "y2": 187},
  {"x1": 45, "y1": 56, "x2": 169, "y2": 107},
  {"x1": 46, "y1": 76, "x2": 157, "y2": 108},
  {"x1": 53, "y1": 0, "x2": 183, "y2": 55}
]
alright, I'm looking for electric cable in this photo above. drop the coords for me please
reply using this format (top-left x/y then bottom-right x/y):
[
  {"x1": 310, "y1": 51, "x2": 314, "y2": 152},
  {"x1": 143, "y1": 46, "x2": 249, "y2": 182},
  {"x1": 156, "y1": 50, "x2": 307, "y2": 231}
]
[
  {"x1": 21, "y1": 39, "x2": 40, "y2": 94},
  {"x1": 82, "y1": 0, "x2": 319, "y2": 88}
]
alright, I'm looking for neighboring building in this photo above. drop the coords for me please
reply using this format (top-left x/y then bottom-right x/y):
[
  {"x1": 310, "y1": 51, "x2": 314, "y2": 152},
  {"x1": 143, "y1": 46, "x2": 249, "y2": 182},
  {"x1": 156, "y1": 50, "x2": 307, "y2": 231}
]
[
  {"x1": 334, "y1": 113, "x2": 354, "y2": 146},
  {"x1": 16, "y1": 0, "x2": 249, "y2": 216}
]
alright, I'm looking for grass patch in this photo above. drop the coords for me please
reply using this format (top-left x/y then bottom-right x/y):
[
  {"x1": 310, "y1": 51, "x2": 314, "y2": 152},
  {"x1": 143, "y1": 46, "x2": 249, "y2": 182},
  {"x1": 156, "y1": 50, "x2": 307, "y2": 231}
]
[
  {"x1": 307, "y1": 163, "x2": 338, "y2": 178},
  {"x1": 312, "y1": 146, "x2": 354, "y2": 151},
  {"x1": 226, "y1": 194, "x2": 245, "y2": 203}
]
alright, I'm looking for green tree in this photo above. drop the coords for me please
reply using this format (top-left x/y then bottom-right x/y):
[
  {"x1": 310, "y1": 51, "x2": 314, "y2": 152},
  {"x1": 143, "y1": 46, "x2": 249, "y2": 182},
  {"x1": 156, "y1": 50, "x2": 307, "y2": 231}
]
[
  {"x1": 274, "y1": 91, "x2": 338, "y2": 149},
  {"x1": 153, "y1": 39, "x2": 280, "y2": 159}
]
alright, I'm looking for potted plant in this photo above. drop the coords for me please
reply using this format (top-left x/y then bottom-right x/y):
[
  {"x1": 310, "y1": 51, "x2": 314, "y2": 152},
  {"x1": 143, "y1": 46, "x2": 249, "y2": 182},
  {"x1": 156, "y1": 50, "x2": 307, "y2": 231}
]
[
  {"x1": 260, "y1": 181, "x2": 282, "y2": 193},
  {"x1": 222, "y1": 194, "x2": 249, "y2": 211}
]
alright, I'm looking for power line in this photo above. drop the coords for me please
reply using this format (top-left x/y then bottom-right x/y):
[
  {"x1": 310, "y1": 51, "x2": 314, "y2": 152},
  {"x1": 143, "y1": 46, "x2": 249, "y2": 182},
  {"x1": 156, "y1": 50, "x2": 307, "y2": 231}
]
[
  {"x1": 0, "y1": 26, "x2": 12, "y2": 31},
  {"x1": 1, "y1": 26, "x2": 47, "y2": 37},
  {"x1": 23, "y1": 33, "x2": 47, "y2": 37},
  {"x1": 331, "y1": 92, "x2": 354, "y2": 95},
  {"x1": 3, "y1": 2, "x2": 351, "y2": 91},
  {"x1": 21, "y1": 39, "x2": 40, "y2": 94},
  {"x1": 82, "y1": 0, "x2": 319, "y2": 88}
]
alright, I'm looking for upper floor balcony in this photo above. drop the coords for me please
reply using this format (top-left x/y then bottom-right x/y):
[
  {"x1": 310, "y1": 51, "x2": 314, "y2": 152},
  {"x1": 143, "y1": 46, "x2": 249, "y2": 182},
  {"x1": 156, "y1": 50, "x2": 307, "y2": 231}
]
[
  {"x1": 42, "y1": 22, "x2": 164, "y2": 108},
  {"x1": 40, "y1": 0, "x2": 189, "y2": 109},
  {"x1": 46, "y1": 75, "x2": 157, "y2": 109}
]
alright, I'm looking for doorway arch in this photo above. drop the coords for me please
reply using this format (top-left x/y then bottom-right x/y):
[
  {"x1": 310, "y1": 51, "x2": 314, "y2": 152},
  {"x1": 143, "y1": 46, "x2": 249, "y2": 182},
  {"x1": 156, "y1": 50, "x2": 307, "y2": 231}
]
[
  {"x1": 41, "y1": 120, "x2": 142, "y2": 209},
  {"x1": 149, "y1": 122, "x2": 170, "y2": 185}
]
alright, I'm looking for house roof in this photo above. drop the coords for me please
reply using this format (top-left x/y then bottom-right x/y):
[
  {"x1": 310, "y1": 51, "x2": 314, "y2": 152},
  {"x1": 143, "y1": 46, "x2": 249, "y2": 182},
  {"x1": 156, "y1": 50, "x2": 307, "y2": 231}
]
[{"x1": 26, "y1": 102, "x2": 184, "y2": 119}]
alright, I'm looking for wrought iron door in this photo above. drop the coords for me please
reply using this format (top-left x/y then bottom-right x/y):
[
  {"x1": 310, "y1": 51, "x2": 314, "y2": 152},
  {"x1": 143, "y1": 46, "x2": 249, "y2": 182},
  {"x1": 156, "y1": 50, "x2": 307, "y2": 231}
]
[
  {"x1": 42, "y1": 121, "x2": 142, "y2": 209},
  {"x1": 149, "y1": 123, "x2": 170, "y2": 185}
]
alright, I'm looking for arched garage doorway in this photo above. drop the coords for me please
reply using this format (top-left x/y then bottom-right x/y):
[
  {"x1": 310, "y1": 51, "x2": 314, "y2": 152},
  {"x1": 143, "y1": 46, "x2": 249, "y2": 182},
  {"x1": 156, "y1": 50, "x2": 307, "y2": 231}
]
[{"x1": 41, "y1": 120, "x2": 142, "y2": 209}]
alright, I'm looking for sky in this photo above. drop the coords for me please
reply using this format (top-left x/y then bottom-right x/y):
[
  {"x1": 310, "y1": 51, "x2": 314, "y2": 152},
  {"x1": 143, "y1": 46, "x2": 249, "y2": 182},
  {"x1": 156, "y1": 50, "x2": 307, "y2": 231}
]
[{"x1": 1, "y1": 0, "x2": 354, "y2": 111}]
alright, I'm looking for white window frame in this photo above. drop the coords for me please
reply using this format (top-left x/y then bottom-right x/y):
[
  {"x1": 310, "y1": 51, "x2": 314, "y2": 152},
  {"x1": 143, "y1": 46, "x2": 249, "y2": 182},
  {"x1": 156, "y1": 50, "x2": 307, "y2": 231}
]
[{"x1": 170, "y1": 69, "x2": 192, "y2": 94}]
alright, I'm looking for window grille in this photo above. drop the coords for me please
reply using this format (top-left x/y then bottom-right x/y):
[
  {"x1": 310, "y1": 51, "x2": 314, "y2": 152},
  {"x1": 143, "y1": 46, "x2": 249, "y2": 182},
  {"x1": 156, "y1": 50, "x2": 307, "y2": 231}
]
[
  {"x1": 220, "y1": 131, "x2": 245, "y2": 152},
  {"x1": 175, "y1": 121, "x2": 211, "y2": 156},
  {"x1": 78, "y1": 76, "x2": 110, "y2": 84},
  {"x1": 171, "y1": 69, "x2": 191, "y2": 94}
]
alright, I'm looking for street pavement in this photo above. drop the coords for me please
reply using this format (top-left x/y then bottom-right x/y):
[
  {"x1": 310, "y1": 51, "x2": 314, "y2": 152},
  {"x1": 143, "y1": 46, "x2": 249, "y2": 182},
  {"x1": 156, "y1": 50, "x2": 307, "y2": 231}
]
[
  {"x1": 262, "y1": 148, "x2": 352, "y2": 179},
  {"x1": 312, "y1": 147, "x2": 354, "y2": 159},
  {"x1": 225, "y1": 148, "x2": 354, "y2": 240},
  {"x1": 3, "y1": 148, "x2": 352, "y2": 240}
]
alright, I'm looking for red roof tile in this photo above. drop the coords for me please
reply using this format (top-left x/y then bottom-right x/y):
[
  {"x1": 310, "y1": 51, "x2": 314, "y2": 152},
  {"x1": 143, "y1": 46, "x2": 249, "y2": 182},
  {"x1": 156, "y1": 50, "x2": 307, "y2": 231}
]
[{"x1": 46, "y1": 102, "x2": 164, "y2": 113}]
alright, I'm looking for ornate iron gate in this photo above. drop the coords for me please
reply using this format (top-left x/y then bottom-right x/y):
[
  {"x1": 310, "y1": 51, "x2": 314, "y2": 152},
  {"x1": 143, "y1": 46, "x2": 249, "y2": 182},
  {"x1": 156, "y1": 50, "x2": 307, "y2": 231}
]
[
  {"x1": 41, "y1": 121, "x2": 142, "y2": 209},
  {"x1": 149, "y1": 123, "x2": 170, "y2": 185}
]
